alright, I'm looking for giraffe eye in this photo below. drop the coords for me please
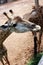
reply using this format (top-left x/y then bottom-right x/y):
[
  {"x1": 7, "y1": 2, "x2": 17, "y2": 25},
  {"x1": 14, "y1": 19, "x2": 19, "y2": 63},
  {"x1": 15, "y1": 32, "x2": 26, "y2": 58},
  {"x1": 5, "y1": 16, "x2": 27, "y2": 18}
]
[{"x1": 13, "y1": 23, "x2": 17, "y2": 27}]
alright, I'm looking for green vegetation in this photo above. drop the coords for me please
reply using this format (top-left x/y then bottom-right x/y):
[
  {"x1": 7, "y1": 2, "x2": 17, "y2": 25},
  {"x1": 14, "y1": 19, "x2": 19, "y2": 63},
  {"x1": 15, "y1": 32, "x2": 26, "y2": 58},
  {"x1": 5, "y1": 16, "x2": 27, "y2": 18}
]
[{"x1": 27, "y1": 53, "x2": 43, "y2": 65}]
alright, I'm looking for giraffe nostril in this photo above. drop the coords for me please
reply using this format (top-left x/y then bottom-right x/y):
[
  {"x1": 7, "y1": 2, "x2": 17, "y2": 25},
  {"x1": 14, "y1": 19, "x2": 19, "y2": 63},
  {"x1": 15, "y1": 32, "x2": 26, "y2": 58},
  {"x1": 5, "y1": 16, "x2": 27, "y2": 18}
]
[{"x1": 32, "y1": 24, "x2": 36, "y2": 27}]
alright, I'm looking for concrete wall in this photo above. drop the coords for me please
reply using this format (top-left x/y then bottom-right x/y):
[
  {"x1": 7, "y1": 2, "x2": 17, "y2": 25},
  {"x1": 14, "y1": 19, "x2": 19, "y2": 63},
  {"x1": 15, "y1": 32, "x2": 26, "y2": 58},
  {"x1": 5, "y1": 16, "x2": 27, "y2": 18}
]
[
  {"x1": 0, "y1": 0, "x2": 14, "y2": 4},
  {"x1": 7, "y1": 0, "x2": 13, "y2": 2}
]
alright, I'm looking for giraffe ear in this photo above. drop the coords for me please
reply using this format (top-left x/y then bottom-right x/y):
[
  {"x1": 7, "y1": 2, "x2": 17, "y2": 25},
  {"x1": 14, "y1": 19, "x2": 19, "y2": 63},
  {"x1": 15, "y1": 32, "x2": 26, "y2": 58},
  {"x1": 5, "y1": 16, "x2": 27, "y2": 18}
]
[
  {"x1": 9, "y1": 9, "x2": 13, "y2": 14},
  {"x1": 1, "y1": 24, "x2": 8, "y2": 29}
]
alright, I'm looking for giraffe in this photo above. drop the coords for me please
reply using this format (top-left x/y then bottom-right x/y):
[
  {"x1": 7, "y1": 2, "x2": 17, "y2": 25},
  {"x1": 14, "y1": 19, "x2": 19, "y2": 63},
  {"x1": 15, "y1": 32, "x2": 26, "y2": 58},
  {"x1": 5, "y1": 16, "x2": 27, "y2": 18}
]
[
  {"x1": 23, "y1": 0, "x2": 43, "y2": 53},
  {"x1": 8, "y1": 10, "x2": 41, "y2": 56},
  {"x1": 0, "y1": 10, "x2": 41, "y2": 65}
]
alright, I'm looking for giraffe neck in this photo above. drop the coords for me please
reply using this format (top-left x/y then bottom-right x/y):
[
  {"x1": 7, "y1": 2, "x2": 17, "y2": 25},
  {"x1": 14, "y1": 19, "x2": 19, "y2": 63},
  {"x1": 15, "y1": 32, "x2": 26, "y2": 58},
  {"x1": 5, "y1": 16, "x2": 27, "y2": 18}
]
[{"x1": 0, "y1": 29, "x2": 11, "y2": 48}]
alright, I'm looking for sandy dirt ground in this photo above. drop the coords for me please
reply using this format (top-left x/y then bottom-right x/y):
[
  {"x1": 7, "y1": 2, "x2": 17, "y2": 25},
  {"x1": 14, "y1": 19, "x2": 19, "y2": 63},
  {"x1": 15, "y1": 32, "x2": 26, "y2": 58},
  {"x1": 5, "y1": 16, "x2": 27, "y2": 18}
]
[{"x1": 0, "y1": 0, "x2": 43, "y2": 65}]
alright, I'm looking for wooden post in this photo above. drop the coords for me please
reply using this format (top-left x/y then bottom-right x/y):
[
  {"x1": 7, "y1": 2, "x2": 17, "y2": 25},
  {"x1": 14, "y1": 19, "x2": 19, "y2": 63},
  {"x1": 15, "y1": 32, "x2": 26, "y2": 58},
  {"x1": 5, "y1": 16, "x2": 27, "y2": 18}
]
[
  {"x1": 33, "y1": 32, "x2": 37, "y2": 57},
  {"x1": 35, "y1": 0, "x2": 39, "y2": 9}
]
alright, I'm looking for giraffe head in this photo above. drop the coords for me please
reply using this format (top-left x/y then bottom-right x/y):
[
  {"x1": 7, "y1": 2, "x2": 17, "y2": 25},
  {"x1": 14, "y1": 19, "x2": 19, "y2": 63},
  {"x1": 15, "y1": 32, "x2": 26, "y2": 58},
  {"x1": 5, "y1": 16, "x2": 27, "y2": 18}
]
[{"x1": 0, "y1": 11, "x2": 41, "y2": 33}]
